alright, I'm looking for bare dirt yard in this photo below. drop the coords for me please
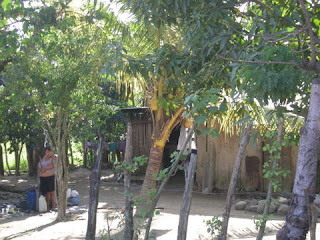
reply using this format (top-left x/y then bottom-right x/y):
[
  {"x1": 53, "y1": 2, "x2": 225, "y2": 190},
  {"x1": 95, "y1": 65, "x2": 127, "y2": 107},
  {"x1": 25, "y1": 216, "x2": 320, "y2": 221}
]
[{"x1": 0, "y1": 167, "x2": 318, "y2": 240}]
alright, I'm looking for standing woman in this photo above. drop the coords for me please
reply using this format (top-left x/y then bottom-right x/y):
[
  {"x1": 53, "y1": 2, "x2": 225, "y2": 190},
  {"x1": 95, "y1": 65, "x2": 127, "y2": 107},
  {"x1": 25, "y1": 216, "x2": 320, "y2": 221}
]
[{"x1": 38, "y1": 146, "x2": 57, "y2": 211}]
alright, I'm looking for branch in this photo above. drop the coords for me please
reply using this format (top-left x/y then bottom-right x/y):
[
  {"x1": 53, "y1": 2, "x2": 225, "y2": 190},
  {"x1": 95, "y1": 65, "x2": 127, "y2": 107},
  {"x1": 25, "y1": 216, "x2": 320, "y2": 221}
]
[
  {"x1": 217, "y1": 55, "x2": 301, "y2": 68},
  {"x1": 298, "y1": 0, "x2": 317, "y2": 67}
]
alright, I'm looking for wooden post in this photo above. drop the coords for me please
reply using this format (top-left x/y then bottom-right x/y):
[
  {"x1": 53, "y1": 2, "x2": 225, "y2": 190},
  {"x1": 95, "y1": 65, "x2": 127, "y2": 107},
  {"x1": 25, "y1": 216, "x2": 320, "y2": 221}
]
[
  {"x1": 220, "y1": 122, "x2": 253, "y2": 240},
  {"x1": 177, "y1": 151, "x2": 197, "y2": 240},
  {"x1": 124, "y1": 116, "x2": 134, "y2": 240},
  {"x1": 86, "y1": 134, "x2": 104, "y2": 240}
]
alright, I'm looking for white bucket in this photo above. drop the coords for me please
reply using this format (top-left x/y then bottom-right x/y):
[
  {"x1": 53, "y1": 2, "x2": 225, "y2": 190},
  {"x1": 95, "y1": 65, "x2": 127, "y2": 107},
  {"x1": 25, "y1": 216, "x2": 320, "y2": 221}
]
[{"x1": 39, "y1": 195, "x2": 47, "y2": 212}]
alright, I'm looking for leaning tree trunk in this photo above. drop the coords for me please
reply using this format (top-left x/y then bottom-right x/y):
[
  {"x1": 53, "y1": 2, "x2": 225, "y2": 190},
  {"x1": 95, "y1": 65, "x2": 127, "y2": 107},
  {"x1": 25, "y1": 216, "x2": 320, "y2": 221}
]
[
  {"x1": 141, "y1": 144, "x2": 165, "y2": 192},
  {"x1": 139, "y1": 106, "x2": 184, "y2": 216},
  {"x1": 257, "y1": 118, "x2": 284, "y2": 240},
  {"x1": 0, "y1": 145, "x2": 4, "y2": 176},
  {"x1": 123, "y1": 120, "x2": 134, "y2": 240},
  {"x1": 220, "y1": 122, "x2": 253, "y2": 240},
  {"x1": 143, "y1": 125, "x2": 195, "y2": 240},
  {"x1": 177, "y1": 150, "x2": 197, "y2": 240},
  {"x1": 277, "y1": 78, "x2": 320, "y2": 240}
]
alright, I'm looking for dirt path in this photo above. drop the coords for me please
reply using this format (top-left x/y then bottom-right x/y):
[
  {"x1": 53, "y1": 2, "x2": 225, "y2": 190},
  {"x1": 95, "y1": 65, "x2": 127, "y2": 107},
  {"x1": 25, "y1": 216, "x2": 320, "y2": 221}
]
[{"x1": 0, "y1": 168, "x2": 318, "y2": 240}]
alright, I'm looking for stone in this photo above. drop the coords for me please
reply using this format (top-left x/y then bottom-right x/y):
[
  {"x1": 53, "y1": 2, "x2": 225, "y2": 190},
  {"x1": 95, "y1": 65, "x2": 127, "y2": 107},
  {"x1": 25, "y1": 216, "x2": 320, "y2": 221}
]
[
  {"x1": 234, "y1": 201, "x2": 247, "y2": 210},
  {"x1": 277, "y1": 197, "x2": 289, "y2": 205},
  {"x1": 248, "y1": 205, "x2": 258, "y2": 212},
  {"x1": 277, "y1": 204, "x2": 289, "y2": 215},
  {"x1": 245, "y1": 199, "x2": 258, "y2": 211},
  {"x1": 257, "y1": 200, "x2": 266, "y2": 213},
  {"x1": 257, "y1": 200, "x2": 277, "y2": 214}
]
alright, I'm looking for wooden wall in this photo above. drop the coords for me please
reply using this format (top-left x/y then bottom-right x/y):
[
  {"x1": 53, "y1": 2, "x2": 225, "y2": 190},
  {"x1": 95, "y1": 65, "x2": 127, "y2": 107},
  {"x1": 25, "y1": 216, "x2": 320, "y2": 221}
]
[{"x1": 196, "y1": 125, "x2": 298, "y2": 193}]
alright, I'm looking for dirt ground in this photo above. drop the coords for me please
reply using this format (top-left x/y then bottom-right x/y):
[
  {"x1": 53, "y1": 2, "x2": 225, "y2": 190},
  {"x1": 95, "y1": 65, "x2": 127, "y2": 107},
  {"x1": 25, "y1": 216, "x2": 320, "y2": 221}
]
[{"x1": 0, "y1": 167, "x2": 318, "y2": 240}]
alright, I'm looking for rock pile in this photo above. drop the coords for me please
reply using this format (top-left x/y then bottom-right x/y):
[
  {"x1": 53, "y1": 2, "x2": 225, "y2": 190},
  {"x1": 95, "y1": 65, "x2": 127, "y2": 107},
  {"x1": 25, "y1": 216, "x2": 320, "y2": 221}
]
[
  {"x1": 234, "y1": 196, "x2": 290, "y2": 215},
  {"x1": 235, "y1": 195, "x2": 320, "y2": 217}
]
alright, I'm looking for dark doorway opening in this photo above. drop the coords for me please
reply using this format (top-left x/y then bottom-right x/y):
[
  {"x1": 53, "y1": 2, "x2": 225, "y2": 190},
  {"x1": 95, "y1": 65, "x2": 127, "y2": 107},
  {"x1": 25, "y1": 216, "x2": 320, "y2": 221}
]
[{"x1": 245, "y1": 156, "x2": 261, "y2": 191}]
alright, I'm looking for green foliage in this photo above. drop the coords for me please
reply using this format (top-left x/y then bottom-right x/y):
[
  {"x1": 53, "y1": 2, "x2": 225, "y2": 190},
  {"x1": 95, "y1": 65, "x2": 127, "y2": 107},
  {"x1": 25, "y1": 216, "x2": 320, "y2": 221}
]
[
  {"x1": 100, "y1": 211, "x2": 125, "y2": 240},
  {"x1": 114, "y1": 155, "x2": 148, "y2": 173},
  {"x1": 205, "y1": 216, "x2": 222, "y2": 238},
  {"x1": 254, "y1": 213, "x2": 273, "y2": 230},
  {"x1": 262, "y1": 129, "x2": 297, "y2": 192}
]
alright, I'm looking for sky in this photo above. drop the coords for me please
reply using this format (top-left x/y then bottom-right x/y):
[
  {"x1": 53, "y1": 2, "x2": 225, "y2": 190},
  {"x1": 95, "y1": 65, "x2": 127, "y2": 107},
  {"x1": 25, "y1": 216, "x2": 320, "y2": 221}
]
[{"x1": 70, "y1": 0, "x2": 133, "y2": 23}]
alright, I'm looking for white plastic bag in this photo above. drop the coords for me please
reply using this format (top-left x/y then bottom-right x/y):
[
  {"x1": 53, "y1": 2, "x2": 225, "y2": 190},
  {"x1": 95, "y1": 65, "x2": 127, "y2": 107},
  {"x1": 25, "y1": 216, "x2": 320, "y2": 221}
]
[
  {"x1": 66, "y1": 188, "x2": 72, "y2": 198},
  {"x1": 71, "y1": 190, "x2": 79, "y2": 198},
  {"x1": 39, "y1": 195, "x2": 47, "y2": 212}
]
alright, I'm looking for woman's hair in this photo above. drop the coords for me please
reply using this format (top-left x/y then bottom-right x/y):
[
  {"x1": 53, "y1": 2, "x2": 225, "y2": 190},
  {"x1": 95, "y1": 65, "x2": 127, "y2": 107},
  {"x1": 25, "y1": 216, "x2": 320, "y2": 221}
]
[{"x1": 45, "y1": 146, "x2": 52, "y2": 152}]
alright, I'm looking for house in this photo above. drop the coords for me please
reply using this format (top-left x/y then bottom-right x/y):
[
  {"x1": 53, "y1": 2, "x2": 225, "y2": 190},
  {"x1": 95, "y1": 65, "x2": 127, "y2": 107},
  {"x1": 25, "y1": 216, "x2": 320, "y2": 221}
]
[{"x1": 121, "y1": 107, "x2": 298, "y2": 193}]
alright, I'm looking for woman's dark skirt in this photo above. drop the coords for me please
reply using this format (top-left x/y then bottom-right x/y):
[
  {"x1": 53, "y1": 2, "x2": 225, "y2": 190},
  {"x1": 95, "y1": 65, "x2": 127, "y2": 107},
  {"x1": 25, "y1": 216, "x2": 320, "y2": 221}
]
[{"x1": 40, "y1": 175, "x2": 55, "y2": 194}]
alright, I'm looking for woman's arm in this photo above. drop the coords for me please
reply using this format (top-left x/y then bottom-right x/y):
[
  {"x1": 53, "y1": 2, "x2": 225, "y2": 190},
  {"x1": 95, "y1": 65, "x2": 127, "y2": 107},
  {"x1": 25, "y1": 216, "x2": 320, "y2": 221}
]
[{"x1": 42, "y1": 162, "x2": 54, "y2": 170}]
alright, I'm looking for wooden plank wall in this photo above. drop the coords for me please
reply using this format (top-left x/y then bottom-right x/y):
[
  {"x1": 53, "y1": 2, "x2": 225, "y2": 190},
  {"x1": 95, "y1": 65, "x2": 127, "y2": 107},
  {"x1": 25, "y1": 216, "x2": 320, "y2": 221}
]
[{"x1": 131, "y1": 120, "x2": 152, "y2": 175}]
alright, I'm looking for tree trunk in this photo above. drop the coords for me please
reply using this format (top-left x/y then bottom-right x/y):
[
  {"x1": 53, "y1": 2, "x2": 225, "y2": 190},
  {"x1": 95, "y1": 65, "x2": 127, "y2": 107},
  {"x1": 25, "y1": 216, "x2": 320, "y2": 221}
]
[
  {"x1": 14, "y1": 144, "x2": 22, "y2": 176},
  {"x1": 56, "y1": 142, "x2": 68, "y2": 220},
  {"x1": 124, "y1": 120, "x2": 134, "y2": 240},
  {"x1": 4, "y1": 143, "x2": 11, "y2": 175},
  {"x1": 83, "y1": 141, "x2": 87, "y2": 168},
  {"x1": 220, "y1": 122, "x2": 253, "y2": 240},
  {"x1": 26, "y1": 144, "x2": 37, "y2": 177},
  {"x1": 277, "y1": 78, "x2": 320, "y2": 240},
  {"x1": 143, "y1": 126, "x2": 195, "y2": 240},
  {"x1": 142, "y1": 144, "x2": 164, "y2": 192},
  {"x1": 141, "y1": 106, "x2": 184, "y2": 194},
  {"x1": 0, "y1": 145, "x2": 4, "y2": 176},
  {"x1": 257, "y1": 118, "x2": 284, "y2": 240},
  {"x1": 177, "y1": 151, "x2": 197, "y2": 240},
  {"x1": 137, "y1": 144, "x2": 164, "y2": 217},
  {"x1": 86, "y1": 134, "x2": 104, "y2": 240},
  {"x1": 65, "y1": 138, "x2": 69, "y2": 167}
]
